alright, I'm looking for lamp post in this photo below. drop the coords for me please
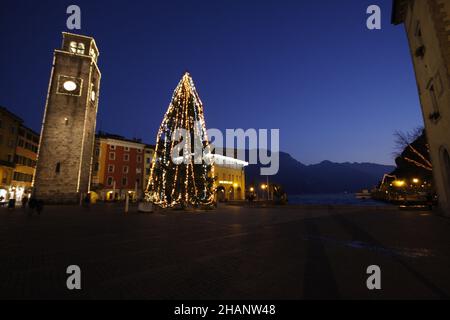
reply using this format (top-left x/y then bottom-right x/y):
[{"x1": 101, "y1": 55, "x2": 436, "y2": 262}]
[{"x1": 261, "y1": 183, "x2": 268, "y2": 201}]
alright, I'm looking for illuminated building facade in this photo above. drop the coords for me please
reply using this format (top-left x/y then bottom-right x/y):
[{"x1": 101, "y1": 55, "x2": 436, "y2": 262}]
[
  {"x1": 214, "y1": 154, "x2": 247, "y2": 201},
  {"x1": 11, "y1": 126, "x2": 39, "y2": 201},
  {"x1": 33, "y1": 32, "x2": 101, "y2": 203},
  {"x1": 393, "y1": 0, "x2": 450, "y2": 215},
  {"x1": 91, "y1": 133, "x2": 146, "y2": 201},
  {"x1": 0, "y1": 107, "x2": 39, "y2": 203},
  {"x1": 0, "y1": 107, "x2": 22, "y2": 201}
]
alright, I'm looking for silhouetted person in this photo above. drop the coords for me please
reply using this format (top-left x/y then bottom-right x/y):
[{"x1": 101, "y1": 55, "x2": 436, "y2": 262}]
[
  {"x1": 8, "y1": 198, "x2": 16, "y2": 210},
  {"x1": 21, "y1": 197, "x2": 28, "y2": 209}
]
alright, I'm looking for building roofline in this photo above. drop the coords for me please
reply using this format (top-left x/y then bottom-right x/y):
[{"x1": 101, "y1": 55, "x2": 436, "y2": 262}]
[
  {"x1": 0, "y1": 106, "x2": 24, "y2": 123},
  {"x1": 62, "y1": 32, "x2": 95, "y2": 41},
  {"x1": 96, "y1": 132, "x2": 147, "y2": 146},
  {"x1": 19, "y1": 124, "x2": 40, "y2": 137}
]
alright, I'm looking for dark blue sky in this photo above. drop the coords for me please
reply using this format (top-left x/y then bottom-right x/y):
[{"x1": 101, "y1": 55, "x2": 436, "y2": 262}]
[{"x1": 0, "y1": 0, "x2": 422, "y2": 165}]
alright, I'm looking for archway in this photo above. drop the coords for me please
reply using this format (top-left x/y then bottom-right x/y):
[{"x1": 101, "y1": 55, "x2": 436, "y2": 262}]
[
  {"x1": 216, "y1": 186, "x2": 226, "y2": 202},
  {"x1": 228, "y1": 187, "x2": 235, "y2": 201}
]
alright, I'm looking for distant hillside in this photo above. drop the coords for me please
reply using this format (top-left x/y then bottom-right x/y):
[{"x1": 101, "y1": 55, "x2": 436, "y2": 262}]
[{"x1": 245, "y1": 151, "x2": 395, "y2": 194}]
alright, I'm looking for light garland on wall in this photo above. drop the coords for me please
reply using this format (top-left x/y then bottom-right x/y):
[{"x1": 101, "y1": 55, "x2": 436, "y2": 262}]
[{"x1": 145, "y1": 73, "x2": 216, "y2": 208}]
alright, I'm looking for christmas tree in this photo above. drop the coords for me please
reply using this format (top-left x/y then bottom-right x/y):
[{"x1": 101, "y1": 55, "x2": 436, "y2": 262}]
[{"x1": 145, "y1": 72, "x2": 216, "y2": 208}]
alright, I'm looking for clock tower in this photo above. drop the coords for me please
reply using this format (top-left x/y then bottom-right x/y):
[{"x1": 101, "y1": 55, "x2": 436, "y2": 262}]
[{"x1": 33, "y1": 32, "x2": 101, "y2": 203}]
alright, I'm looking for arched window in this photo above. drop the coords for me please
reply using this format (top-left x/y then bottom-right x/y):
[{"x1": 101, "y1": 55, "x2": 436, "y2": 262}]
[
  {"x1": 77, "y1": 43, "x2": 85, "y2": 55},
  {"x1": 69, "y1": 41, "x2": 78, "y2": 53}
]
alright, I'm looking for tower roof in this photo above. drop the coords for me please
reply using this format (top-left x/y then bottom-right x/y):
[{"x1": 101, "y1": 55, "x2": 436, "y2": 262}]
[{"x1": 62, "y1": 32, "x2": 100, "y2": 56}]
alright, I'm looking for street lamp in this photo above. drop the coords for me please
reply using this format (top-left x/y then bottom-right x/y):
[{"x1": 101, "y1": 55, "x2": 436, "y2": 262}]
[{"x1": 393, "y1": 180, "x2": 405, "y2": 188}]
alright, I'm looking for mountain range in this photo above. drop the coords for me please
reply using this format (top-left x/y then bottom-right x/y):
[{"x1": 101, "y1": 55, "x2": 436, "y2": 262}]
[{"x1": 245, "y1": 151, "x2": 395, "y2": 194}]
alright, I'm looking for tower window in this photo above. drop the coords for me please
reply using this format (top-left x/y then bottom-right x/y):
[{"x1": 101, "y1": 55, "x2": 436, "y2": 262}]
[
  {"x1": 430, "y1": 85, "x2": 438, "y2": 112},
  {"x1": 56, "y1": 162, "x2": 61, "y2": 174},
  {"x1": 414, "y1": 21, "x2": 425, "y2": 59},
  {"x1": 77, "y1": 43, "x2": 85, "y2": 55},
  {"x1": 414, "y1": 21, "x2": 422, "y2": 40},
  {"x1": 69, "y1": 41, "x2": 78, "y2": 53},
  {"x1": 427, "y1": 79, "x2": 441, "y2": 122},
  {"x1": 69, "y1": 42, "x2": 85, "y2": 55}
]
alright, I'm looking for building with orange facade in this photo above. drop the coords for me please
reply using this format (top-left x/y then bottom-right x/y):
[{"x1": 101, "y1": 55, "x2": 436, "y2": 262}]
[
  {"x1": 11, "y1": 125, "x2": 39, "y2": 201},
  {"x1": 0, "y1": 107, "x2": 39, "y2": 203}
]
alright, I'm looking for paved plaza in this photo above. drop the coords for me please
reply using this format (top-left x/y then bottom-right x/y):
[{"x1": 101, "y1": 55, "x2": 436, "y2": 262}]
[{"x1": 0, "y1": 203, "x2": 449, "y2": 299}]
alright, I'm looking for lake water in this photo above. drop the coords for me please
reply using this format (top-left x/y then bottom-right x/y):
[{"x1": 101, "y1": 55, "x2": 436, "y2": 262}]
[{"x1": 288, "y1": 194, "x2": 390, "y2": 206}]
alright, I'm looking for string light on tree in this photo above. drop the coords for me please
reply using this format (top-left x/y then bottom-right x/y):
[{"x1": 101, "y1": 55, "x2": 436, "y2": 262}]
[{"x1": 145, "y1": 72, "x2": 216, "y2": 208}]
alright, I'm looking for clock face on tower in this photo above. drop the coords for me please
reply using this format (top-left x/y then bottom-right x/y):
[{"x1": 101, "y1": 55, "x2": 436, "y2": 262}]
[
  {"x1": 63, "y1": 81, "x2": 77, "y2": 91},
  {"x1": 57, "y1": 75, "x2": 83, "y2": 96}
]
